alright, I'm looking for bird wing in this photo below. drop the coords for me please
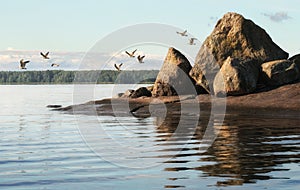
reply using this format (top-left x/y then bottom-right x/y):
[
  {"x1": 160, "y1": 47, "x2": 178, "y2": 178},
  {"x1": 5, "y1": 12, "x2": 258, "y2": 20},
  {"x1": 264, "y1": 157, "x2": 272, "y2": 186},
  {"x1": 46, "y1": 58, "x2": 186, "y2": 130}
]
[
  {"x1": 125, "y1": 51, "x2": 131, "y2": 56},
  {"x1": 114, "y1": 64, "x2": 119, "y2": 70},
  {"x1": 40, "y1": 52, "x2": 45, "y2": 57},
  {"x1": 183, "y1": 30, "x2": 187, "y2": 34},
  {"x1": 19, "y1": 59, "x2": 29, "y2": 68},
  {"x1": 132, "y1": 49, "x2": 137, "y2": 55},
  {"x1": 45, "y1": 52, "x2": 49, "y2": 56},
  {"x1": 119, "y1": 63, "x2": 123, "y2": 68},
  {"x1": 137, "y1": 55, "x2": 145, "y2": 63}
]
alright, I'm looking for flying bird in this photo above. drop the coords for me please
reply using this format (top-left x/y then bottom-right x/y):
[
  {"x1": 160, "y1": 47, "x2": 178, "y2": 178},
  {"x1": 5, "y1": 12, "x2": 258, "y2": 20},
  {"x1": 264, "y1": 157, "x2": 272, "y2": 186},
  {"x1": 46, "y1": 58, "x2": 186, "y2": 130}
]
[
  {"x1": 176, "y1": 30, "x2": 188, "y2": 37},
  {"x1": 189, "y1": 37, "x2": 198, "y2": 45},
  {"x1": 137, "y1": 55, "x2": 145, "y2": 63},
  {"x1": 19, "y1": 59, "x2": 30, "y2": 69},
  {"x1": 125, "y1": 49, "x2": 137, "y2": 58},
  {"x1": 40, "y1": 52, "x2": 50, "y2": 59},
  {"x1": 51, "y1": 63, "x2": 60, "y2": 67},
  {"x1": 114, "y1": 63, "x2": 123, "y2": 71}
]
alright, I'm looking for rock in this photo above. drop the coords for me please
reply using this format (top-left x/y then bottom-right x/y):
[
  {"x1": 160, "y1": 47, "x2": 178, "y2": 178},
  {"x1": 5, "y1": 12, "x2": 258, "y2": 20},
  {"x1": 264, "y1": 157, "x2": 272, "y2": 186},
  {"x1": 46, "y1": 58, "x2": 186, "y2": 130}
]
[
  {"x1": 261, "y1": 59, "x2": 299, "y2": 86},
  {"x1": 289, "y1": 54, "x2": 300, "y2": 70},
  {"x1": 47, "y1": 105, "x2": 62, "y2": 108},
  {"x1": 152, "y1": 47, "x2": 198, "y2": 96},
  {"x1": 152, "y1": 81, "x2": 176, "y2": 96},
  {"x1": 130, "y1": 87, "x2": 152, "y2": 98},
  {"x1": 113, "y1": 93, "x2": 124, "y2": 98},
  {"x1": 214, "y1": 57, "x2": 259, "y2": 96},
  {"x1": 58, "y1": 82, "x2": 300, "y2": 116},
  {"x1": 146, "y1": 85, "x2": 154, "y2": 92},
  {"x1": 121, "y1": 89, "x2": 134, "y2": 98},
  {"x1": 190, "y1": 12, "x2": 289, "y2": 93}
]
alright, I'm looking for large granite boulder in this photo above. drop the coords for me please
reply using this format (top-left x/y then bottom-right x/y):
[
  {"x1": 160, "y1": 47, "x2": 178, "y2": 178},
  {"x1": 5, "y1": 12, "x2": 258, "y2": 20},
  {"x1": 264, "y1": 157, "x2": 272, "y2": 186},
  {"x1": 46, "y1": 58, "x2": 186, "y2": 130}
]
[
  {"x1": 190, "y1": 12, "x2": 289, "y2": 93},
  {"x1": 214, "y1": 57, "x2": 259, "y2": 96},
  {"x1": 152, "y1": 47, "x2": 197, "y2": 96},
  {"x1": 130, "y1": 87, "x2": 152, "y2": 98},
  {"x1": 261, "y1": 60, "x2": 299, "y2": 86}
]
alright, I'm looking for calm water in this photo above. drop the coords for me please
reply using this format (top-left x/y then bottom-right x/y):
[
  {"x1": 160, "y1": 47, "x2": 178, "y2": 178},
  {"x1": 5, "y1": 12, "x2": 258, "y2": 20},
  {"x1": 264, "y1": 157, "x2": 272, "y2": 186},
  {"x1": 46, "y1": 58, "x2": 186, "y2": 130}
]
[{"x1": 0, "y1": 85, "x2": 299, "y2": 190}]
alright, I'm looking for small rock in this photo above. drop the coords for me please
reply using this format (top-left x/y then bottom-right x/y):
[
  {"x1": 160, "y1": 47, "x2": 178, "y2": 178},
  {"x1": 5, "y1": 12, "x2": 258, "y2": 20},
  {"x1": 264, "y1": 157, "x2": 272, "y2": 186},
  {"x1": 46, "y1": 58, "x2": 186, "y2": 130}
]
[
  {"x1": 261, "y1": 59, "x2": 299, "y2": 86},
  {"x1": 121, "y1": 89, "x2": 134, "y2": 98},
  {"x1": 289, "y1": 54, "x2": 300, "y2": 70},
  {"x1": 130, "y1": 87, "x2": 152, "y2": 98},
  {"x1": 113, "y1": 93, "x2": 124, "y2": 98},
  {"x1": 146, "y1": 85, "x2": 154, "y2": 92},
  {"x1": 47, "y1": 105, "x2": 62, "y2": 108}
]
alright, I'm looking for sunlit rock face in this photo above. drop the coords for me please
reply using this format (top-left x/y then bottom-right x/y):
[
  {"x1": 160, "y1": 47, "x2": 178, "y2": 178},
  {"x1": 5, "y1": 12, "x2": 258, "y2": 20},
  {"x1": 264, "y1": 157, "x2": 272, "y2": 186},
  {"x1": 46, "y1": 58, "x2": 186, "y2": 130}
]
[
  {"x1": 190, "y1": 12, "x2": 288, "y2": 93},
  {"x1": 214, "y1": 57, "x2": 259, "y2": 96},
  {"x1": 152, "y1": 47, "x2": 197, "y2": 96}
]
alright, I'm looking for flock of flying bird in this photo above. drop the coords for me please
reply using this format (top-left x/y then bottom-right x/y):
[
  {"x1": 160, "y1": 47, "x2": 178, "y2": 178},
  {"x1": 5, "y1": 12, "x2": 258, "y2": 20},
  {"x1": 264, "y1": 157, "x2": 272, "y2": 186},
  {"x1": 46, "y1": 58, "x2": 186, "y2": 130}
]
[
  {"x1": 19, "y1": 52, "x2": 59, "y2": 69},
  {"x1": 114, "y1": 49, "x2": 145, "y2": 71},
  {"x1": 114, "y1": 29, "x2": 197, "y2": 71},
  {"x1": 19, "y1": 30, "x2": 195, "y2": 71},
  {"x1": 176, "y1": 30, "x2": 198, "y2": 45}
]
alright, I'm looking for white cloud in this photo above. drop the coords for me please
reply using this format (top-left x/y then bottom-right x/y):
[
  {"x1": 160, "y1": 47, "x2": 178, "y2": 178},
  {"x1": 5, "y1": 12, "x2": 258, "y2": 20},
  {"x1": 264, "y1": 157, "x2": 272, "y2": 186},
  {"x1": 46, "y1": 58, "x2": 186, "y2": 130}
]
[{"x1": 262, "y1": 12, "x2": 292, "y2": 23}]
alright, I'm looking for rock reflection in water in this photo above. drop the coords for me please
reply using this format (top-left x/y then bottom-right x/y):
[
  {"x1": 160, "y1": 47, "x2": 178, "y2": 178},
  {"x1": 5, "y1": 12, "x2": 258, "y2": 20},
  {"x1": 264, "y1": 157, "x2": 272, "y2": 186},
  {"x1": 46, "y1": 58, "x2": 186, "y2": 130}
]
[{"x1": 154, "y1": 113, "x2": 300, "y2": 187}]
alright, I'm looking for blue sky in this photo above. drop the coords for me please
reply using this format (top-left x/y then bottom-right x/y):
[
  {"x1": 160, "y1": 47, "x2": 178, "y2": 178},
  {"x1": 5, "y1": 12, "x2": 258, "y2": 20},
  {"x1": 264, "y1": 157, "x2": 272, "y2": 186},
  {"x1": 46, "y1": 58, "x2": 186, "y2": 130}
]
[{"x1": 0, "y1": 0, "x2": 299, "y2": 55}]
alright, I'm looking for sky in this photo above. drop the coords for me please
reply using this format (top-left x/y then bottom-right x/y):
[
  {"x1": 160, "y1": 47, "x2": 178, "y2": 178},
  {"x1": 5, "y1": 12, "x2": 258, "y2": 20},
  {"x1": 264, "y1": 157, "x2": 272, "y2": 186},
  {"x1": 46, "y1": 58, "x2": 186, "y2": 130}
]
[{"x1": 0, "y1": 0, "x2": 299, "y2": 70}]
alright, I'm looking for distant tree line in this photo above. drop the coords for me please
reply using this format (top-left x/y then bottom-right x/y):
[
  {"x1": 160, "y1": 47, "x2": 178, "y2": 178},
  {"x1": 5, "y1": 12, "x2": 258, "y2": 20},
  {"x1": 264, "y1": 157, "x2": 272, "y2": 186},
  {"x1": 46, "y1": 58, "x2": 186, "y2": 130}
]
[{"x1": 0, "y1": 70, "x2": 159, "y2": 84}]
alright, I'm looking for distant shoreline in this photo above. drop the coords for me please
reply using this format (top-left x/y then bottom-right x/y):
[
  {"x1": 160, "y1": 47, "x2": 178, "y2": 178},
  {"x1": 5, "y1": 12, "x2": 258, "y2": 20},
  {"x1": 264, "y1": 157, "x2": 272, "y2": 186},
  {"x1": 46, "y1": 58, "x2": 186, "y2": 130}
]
[{"x1": 0, "y1": 70, "x2": 158, "y2": 84}]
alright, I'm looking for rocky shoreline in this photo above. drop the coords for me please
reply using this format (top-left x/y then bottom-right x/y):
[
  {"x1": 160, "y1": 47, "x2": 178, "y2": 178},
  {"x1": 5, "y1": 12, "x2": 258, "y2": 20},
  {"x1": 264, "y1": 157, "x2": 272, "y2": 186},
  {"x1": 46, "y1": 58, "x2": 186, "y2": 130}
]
[
  {"x1": 55, "y1": 12, "x2": 300, "y2": 118},
  {"x1": 56, "y1": 80, "x2": 299, "y2": 118}
]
